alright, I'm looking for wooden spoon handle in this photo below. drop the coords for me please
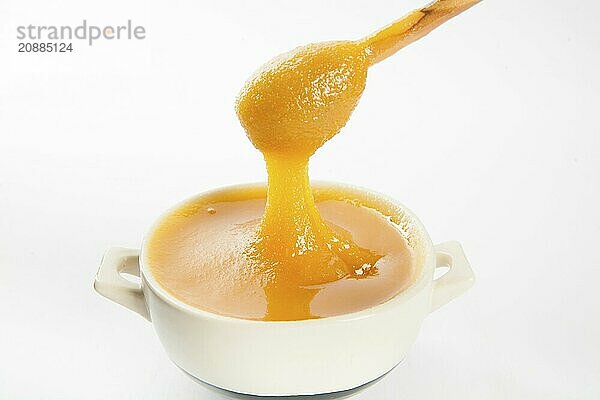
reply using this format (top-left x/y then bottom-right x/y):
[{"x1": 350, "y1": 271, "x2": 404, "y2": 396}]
[{"x1": 362, "y1": 0, "x2": 482, "y2": 65}]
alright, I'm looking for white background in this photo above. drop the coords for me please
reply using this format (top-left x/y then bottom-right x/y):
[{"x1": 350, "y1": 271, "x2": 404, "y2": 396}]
[{"x1": 1, "y1": 0, "x2": 599, "y2": 398}]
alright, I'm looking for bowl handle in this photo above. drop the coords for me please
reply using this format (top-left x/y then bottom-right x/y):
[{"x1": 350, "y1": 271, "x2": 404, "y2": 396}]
[
  {"x1": 94, "y1": 247, "x2": 151, "y2": 321},
  {"x1": 430, "y1": 241, "x2": 475, "y2": 312}
]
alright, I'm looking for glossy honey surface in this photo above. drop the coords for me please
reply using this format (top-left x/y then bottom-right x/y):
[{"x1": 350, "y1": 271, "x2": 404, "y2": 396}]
[{"x1": 149, "y1": 0, "x2": 480, "y2": 320}]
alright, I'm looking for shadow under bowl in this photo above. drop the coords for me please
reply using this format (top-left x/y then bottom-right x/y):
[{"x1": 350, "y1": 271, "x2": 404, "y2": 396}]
[{"x1": 178, "y1": 360, "x2": 402, "y2": 400}]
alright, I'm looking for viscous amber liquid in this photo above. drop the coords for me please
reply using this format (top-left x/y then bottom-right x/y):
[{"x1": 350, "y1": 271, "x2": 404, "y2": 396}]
[
  {"x1": 147, "y1": 186, "x2": 415, "y2": 321},
  {"x1": 147, "y1": 0, "x2": 478, "y2": 321}
]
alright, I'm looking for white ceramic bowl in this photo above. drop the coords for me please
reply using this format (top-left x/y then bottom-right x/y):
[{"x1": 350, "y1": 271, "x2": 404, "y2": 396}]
[{"x1": 94, "y1": 182, "x2": 474, "y2": 397}]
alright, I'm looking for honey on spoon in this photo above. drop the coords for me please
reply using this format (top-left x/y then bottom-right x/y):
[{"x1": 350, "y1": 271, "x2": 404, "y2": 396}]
[{"x1": 149, "y1": 0, "x2": 481, "y2": 321}]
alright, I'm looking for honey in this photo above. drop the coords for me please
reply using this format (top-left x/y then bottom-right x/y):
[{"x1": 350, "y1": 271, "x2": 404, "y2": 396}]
[{"x1": 148, "y1": 0, "x2": 480, "y2": 320}]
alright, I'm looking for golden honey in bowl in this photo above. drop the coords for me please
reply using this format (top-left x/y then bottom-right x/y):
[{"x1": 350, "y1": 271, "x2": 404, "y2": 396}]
[
  {"x1": 147, "y1": 0, "x2": 481, "y2": 321},
  {"x1": 147, "y1": 186, "x2": 415, "y2": 321}
]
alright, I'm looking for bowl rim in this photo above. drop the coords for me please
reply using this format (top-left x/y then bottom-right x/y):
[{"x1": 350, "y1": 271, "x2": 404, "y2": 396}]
[{"x1": 139, "y1": 181, "x2": 436, "y2": 325}]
